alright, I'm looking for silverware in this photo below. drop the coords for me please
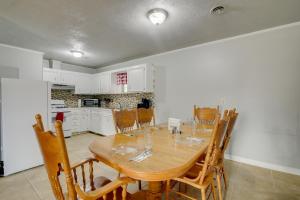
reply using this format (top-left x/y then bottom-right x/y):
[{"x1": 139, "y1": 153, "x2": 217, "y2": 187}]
[{"x1": 129, "y1": 149, "x2": 152, "y2": 162}]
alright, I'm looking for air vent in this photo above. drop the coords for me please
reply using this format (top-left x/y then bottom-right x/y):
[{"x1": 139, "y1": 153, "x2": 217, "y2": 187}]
[{"x1": 210, "y1": 6, "x2": 225, "y2": 15}]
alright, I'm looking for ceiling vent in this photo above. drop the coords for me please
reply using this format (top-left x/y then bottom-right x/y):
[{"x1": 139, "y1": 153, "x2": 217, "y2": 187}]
[{"x1": 210, "y1": 6, "x2": 225, "y2": 15}]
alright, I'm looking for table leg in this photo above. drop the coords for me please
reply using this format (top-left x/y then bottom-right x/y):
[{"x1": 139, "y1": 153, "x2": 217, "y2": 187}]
[{"x1": 147, "y1": 181, "x2": 163, "y2": 200}]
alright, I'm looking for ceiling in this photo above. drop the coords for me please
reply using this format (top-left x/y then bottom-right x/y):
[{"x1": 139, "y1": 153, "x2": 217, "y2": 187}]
[{"x1": 0, "y1": 0, "x2": 300, "y2": 68}]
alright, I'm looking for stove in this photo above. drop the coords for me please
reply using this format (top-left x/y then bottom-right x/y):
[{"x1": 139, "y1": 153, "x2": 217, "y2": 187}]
[{"x1": 50, "y1": 100, "x2": 72, "y2": 137}]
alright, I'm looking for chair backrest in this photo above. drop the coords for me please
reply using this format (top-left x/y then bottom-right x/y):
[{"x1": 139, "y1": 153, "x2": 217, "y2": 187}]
[
  {"x1": 193, "y1": 105, "x2": 219, "y2": 129},
  {"x1": 112, "y1": 109, "x2": 137, "y2": 133},
  {"x1": 33, "y1": 114, "x2": 76, "y2": 200},
  {"x1": 220, "y1": 109, "x2": 239, "y2": 155},
  {"x1": 198, "y1": 114, "x2": 227, "y2": 184},
  {"x1": 137, "y1": 107, "x2": 155, "y2": 128}
]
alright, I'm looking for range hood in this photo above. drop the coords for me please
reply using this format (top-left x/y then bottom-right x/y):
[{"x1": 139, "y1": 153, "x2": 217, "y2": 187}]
[{"x1": 51, "y1": 84, "x2": 75, "y2": 90}]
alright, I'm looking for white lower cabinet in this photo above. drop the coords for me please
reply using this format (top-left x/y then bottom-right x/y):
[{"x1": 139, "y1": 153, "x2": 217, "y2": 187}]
[
  {"x1": 70, "y1": 109, "x2": 81, "y2": 132},
  {"x1": 99, "y1": 112, "x2": 115, "y2": 136},
  {"x1": 80, "y1": 109, "x2": 91, "y2": 131},
  {"x1": 71, "y1": 108, "x2": 115, "y2": 136},
  {"x1": 90, "y1": 110, "x2": 102, "y2": 133}
]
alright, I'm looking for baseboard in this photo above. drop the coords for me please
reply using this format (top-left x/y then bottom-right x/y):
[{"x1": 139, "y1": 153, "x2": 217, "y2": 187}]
[{"x1": 224, "y1": 154, "x2": 300, "y2": 176}]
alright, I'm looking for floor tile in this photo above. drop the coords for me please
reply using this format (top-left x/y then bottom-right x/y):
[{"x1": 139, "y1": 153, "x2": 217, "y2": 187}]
[{"x1": 1, "y1": 133, "x2": 299, "y2": 200}]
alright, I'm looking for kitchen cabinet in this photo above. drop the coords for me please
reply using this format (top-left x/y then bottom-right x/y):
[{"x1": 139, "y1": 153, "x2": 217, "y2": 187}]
[
  {"x1": 75, "y1": 74, "x2": 93, "y2": 94},
  {"x1": 70, "y1": 109, "x2": 81, "y2": 132},
  {"x1": 60, "y1": 71, "x2": 76, "y2": 85},
  {"x1": 99, "y1": 72, "x2": 111, "y2": 93},
  {"x1": 100, "y1": 113, "x2": 115, "y2": 136},
  {"x1": 127, "y1": 66, "x2": 146, "y2": 92},
  {"x1": 43, "y1": 68, "x2": 60, "y2": 83},
  {"x1": 90, "y1": 110, "x2": 102, "y2": 133},
  {"x1": 43, "y1": 68, "x2": 76, "y2": 86},
  {"x1": 92, "y1": 74, "x2": 101, "y2": 94},
  {"x1": 43, "y1": 63, "x2": 154, "y2": 94},
  {"x1": 71, "y1": 108, "x2": 115, "y2": 136},
  {"x1": 79, "y1": 109, "x2": 91, "y2": 131}
]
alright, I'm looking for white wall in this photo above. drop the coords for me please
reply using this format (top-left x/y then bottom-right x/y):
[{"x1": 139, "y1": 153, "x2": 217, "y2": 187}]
[
  {"x1": 0, "y1": 44, "x2": 43, "y2": 80},
  {"x1": 98, "y1": 22, "x2": 300, "y2": 172},
  {"x1": 43, "y1": 59, "x2": 97, "y2": 74}
]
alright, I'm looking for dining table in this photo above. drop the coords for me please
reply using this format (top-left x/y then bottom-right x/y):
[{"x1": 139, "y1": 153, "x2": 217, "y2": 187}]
[{"x1": 89, "y1": 123, "x2": 212, "y2": 200}]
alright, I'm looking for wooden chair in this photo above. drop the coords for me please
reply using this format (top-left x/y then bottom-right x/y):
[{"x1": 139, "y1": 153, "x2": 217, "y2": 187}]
[
  {"x1": 193, "y1": 105, "x2": 219, "y2": 129},
  {"x1": 33, "y1": 114, "x2": 134, "y2": 200},
  {"x1": 165, "y1": 114, "x2": 228, "y2": 200},
  {"x1": 112, "y1": 109, "x2": 142, "y2": 190},
  {"x1": 213, "y1": 109, "x2": 239, "y2": 200},
  {"x1": 136, "y1": 107, "x2": 155, "y2": 128},
  {"x1": 112, "y1": 109, "x2": 138, "y2": 133}
]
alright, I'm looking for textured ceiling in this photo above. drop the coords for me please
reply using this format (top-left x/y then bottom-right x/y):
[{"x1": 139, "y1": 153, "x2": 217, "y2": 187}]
[{"x1": 0, "y1": 0, "x2": 300, "y2": 68}]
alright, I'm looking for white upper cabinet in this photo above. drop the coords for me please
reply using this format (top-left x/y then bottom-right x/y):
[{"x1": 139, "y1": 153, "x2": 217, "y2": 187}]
[
  {"x1": 127, "y1": 64, "x2": 154, "y2": 93},
  {"x1": 43, "y1": 63, "x2": 154, "y2": 94},
  {"x1": 43, "y1": 68, "x2": 60, "y2": 83},
  {"x1": 75, "y1": 73, "x2": 93, "y2": 94},
  {"x1": 43, "y1": 68, "x2": 77, "y2": 86},
  {"x1": 99, "y1": 72, "x2": 111, "y2": 93},
  {"x1": 92, "y1": 74, "x2": 101, "y2": 94},
  {"x1": 127, "y1": 66, "x2": 146, "y2": 92},
  {"x1": 60, "y1": 71, "x2": 76, "y2": 85}
]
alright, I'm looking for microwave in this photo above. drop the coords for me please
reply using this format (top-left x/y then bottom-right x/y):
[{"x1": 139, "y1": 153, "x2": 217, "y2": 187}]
[{"x1": 82, "y1": 99, "x2": 100, "y2": 107}]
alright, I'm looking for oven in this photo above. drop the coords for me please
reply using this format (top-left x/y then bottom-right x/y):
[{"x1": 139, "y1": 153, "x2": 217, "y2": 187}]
[{"x1": 50, "y1": 100, "x2": 72, "y2": 137}]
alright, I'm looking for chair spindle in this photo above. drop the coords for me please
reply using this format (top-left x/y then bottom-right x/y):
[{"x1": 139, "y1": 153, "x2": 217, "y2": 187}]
[{"x1": 81, "y1": 165, "x2": 86, "y2": 191}]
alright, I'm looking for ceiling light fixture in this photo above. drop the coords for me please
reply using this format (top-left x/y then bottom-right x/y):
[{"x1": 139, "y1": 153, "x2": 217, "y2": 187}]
[
  {"x1": 147, "y1": 8, "x2": 168, "y2": 25},
  {"x1": 70, "y1": 50, "x2": 84, "y2": 58}
]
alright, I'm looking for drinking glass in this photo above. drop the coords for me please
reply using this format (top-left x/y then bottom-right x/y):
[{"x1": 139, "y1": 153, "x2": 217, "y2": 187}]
[{"x1": 144, "y1": 131, "x2": 152, "y2": 151}]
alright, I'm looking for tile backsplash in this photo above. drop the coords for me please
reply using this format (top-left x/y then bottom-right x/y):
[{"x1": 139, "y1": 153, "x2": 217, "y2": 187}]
[{"x1": 51, "y1": 89, "x2": 154, "y2": 109}]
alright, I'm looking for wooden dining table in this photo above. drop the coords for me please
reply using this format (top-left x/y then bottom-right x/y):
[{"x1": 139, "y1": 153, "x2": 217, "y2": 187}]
[{"x1": 89, "y1": 124, "x2": 212, "y2": 200}]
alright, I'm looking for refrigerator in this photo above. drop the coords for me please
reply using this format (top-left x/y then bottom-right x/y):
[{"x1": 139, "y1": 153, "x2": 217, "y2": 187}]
[{"x1": 0, "y1": 78, "x2": 50, "y2": 176}]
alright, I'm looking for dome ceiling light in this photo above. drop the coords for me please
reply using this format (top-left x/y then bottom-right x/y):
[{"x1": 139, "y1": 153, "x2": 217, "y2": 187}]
[
  {"x1": 70, "y1": 50, "x2": 84, "y2": 58},
  {"x1": 147, "y1": 8, "x2": 168, "y2": 25}
]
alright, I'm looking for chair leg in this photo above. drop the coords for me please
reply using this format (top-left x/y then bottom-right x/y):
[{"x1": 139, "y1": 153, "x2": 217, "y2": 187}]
[
  {"x1": 201, "y1": 188, "x2": 206, "y2": 200},
  {"x1": 211, "y1": 183, "x2": 217, "y2": 200},
  {"x1": 222, "y1": 166, "x2": 228, "y2": 190},
  {"x1": 216, "y1": 173, "x2": 223, "y2": 200},
  {"x1": 165, "y1": 180, "x2": 170, "y2": 200},
  {"x1": 138, "y1": 180, "x2": 142, "y2": 190}
]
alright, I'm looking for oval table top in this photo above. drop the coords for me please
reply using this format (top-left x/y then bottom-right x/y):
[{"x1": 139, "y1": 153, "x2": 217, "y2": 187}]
[{"x1": 89, "y1": 124, "x2": 212, "y2": 182}]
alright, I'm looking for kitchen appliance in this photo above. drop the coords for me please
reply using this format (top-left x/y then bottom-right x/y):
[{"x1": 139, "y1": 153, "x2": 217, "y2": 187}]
[
  {"x1": 50, "y1": 100, "x2": 72, "y2": 137},
  {"x1": 82, "y1": 98, "x2": 100, "y2": 107},
  {"x1": 0, "y1": 78, "x2": 50, "y2": 176},
  {"x1": 137, "y1": 98, "x2": 152, "y2": 108}
]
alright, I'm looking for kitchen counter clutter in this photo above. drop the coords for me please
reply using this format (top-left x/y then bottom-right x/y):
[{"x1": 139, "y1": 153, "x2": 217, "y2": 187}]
[{"x1": 70, "y1": 107, "x2": 115, "y2": 136}]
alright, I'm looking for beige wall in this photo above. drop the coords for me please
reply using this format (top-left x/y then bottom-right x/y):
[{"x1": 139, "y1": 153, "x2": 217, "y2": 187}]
[
  {"x1": 0, "y1": 44, "x2": 43, "y2": 80},
  {"x1": 97, "y1": 22, "x2": 300, "y2": 172}
]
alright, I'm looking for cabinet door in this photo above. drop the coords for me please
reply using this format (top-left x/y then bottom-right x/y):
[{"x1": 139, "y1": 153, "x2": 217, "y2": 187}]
[
  {"x1": 75, "y1": 74, "x2": 92, "y2": 94},
  {"x1": 91, "y1": 111, "x2": 102, "y2": 133},
  {"x1": 99, "y1": 73, "x2": 111, "y2": 93},
  {"x1": 71, "y1": 110, "x2": 81, "y2": 132},
  {"x1": 80, "y1": 110, "x2": 90, "y2": 131},
  {"x1": 92, "y1": 74, "x2": 101, "y2": 94},
  {"x1": 100, "y1": 114, "x2": 115, "y2": 136},
  {"x1": 60, "y1": 71, "x2": 75, "y2": 85},
  {"x1": 43, "y1": 69, "x2": 60, "y2": 83},
  {"x1": 127, "y1": 67, "x2": 145, "y2": 92}
]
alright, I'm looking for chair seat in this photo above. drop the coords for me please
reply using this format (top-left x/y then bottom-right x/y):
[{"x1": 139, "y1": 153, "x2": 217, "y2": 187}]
[
  {"x1": 173, "y1": 164, "x2": 214, "y2": 189},
  {"x1": 93, "y1": 176, "x2": 112, "y2": 189},
  {"x1": 185, "y1": 164, "x2": 203, "y2": 179}
]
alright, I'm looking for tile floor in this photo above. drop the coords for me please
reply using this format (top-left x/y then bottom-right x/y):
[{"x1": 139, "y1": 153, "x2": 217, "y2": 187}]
[{"x1": 0, "y1": 133, "x2": 299, "y2": 200}]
